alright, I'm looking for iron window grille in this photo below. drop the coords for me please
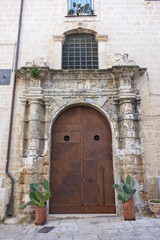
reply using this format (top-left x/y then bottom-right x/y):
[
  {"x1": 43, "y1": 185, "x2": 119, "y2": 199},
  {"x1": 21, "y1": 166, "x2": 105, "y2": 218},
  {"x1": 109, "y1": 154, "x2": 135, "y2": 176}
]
[{"x1": 62, "y1": 33, "x2": 98, "y2": 70}]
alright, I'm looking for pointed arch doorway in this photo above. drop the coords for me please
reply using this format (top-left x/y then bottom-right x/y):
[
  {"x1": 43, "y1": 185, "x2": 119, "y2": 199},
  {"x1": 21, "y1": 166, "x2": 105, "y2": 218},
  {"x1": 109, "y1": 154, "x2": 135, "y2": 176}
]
[{"x1": 49, "y1": 106, "x2": 116, "y2": 214}]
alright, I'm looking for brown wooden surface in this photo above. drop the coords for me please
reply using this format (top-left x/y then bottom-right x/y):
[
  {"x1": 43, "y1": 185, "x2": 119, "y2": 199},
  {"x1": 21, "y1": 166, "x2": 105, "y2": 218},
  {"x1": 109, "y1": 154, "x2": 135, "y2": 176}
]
[{"x1": 50, "y1": 106, "x2": 116, "y2": 214}]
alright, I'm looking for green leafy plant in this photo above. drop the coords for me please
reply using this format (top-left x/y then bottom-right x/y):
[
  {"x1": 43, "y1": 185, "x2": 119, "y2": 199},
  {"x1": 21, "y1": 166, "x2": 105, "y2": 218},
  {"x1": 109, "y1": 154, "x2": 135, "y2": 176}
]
[
  {"x1": 20, "y1": 179, "x2": 51, "y2": 210},
  {"x1": 91, "y1": 9, "x2": 94, "y2": 15},
  {"x1": 73, "y1": 2, "x2": 76, "y2": 8},
  {"x1": 71, "y1": 2, "x2": 91, "y2": 16},
  {"x1": 84, "y1": 3, "x2": 90, "y2": 13},
  {"x1": 30, "y1": 67, "x2": 40, "y2": 78},
  {"x1": 112, "y1": 175, "x2": 136, "y2": 203},
  {"x1": 68, "y1": 8, "x2": 74, "y2": 15}
]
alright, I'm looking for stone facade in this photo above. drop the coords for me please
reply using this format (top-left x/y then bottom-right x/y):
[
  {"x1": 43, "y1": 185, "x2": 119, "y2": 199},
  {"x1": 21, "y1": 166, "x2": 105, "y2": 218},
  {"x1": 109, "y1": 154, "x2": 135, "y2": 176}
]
[{"x1": 0, "y1": 0, "x2": 160, "y2": 219}]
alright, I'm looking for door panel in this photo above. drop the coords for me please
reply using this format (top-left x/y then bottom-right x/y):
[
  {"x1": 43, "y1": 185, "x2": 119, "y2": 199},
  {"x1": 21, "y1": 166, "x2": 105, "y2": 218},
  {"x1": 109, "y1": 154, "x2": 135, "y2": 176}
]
[
  {"x1": 83, "y1": 160, "x2": 98, "y2": 205},
  {"x1": 50, "y1": 107, "x2": 82, "y2": 213},
  {"x1": 50, "y1": 106, "x2": 116, "y2": 214}
]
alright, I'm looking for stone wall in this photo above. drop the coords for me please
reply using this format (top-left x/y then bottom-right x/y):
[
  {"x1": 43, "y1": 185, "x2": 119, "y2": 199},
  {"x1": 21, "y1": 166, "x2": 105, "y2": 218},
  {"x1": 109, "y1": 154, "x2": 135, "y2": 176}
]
[{"x1": 0, "y1": 0, "x2": 20, "y2": 178}]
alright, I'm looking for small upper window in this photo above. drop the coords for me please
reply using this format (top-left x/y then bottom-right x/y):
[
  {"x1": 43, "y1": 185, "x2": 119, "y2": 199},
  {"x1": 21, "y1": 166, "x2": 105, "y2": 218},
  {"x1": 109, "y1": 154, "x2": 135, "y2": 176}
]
[{"x1": 68, "y1": 0, "x2": 94, "y2": 16}]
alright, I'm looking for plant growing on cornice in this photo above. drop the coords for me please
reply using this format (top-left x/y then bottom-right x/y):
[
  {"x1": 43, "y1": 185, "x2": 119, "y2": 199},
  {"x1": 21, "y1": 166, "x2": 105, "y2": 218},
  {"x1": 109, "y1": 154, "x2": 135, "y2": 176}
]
[
  {"x1": 30, "y1": 67, "x2": 40, "y2": 79},
  {"x1": 20, "y1": 179, "x2": 51, "y2": 210}
]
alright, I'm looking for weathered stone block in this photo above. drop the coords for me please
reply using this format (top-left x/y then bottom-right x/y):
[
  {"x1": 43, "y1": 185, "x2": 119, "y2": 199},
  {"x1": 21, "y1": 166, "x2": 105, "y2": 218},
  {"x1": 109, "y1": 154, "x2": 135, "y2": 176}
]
[{"x1": 0, "y1": 177, "x2": 9, "y2": 221}]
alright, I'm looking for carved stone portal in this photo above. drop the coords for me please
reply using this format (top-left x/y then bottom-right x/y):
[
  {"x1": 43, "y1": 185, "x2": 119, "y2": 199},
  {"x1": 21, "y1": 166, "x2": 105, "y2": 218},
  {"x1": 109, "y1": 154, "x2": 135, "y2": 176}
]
[{"x1": 17, "y1": 66, "x2": 147, "y2": 215}]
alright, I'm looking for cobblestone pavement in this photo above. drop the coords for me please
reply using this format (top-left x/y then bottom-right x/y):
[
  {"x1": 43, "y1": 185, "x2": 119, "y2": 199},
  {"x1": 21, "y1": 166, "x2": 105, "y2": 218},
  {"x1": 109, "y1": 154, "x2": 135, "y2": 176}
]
[{"x1": 0, "y1": 216, "x2": 160, "y2": 240}]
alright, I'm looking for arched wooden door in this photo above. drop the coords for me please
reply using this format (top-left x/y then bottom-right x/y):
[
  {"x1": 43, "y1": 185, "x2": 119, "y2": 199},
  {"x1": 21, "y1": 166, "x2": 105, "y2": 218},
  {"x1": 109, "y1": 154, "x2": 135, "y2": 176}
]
[{"x1": 49, "y1": 106, "x2": 115, "y2": 214}]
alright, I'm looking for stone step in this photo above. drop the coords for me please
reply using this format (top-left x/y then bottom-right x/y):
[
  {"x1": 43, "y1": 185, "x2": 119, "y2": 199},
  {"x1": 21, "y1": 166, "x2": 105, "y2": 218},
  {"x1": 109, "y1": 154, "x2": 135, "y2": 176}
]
[{"x1": 48, "y1": 213, "x2": 117, "y2": 220}]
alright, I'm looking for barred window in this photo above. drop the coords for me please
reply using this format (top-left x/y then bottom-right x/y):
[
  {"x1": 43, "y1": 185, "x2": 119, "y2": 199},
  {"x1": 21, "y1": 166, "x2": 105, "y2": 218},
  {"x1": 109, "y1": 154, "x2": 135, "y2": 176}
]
[{"x1": 62, "y1": 33, "x2": 98, "y2": 69}]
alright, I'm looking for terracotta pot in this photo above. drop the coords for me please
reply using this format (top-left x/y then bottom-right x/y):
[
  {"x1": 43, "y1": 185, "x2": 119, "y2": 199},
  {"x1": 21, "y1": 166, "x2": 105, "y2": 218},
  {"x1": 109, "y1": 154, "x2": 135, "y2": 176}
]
[
  {"x1": 123, "y1": 196, "x2": 135, "y2": 220},
  {"x1": 35, "y1": 205, "x2": 47, "y2": 225}
]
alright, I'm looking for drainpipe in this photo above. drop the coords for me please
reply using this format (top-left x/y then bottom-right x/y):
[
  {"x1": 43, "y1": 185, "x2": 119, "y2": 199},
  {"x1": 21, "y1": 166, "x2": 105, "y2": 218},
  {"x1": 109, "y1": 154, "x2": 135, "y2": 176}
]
[{"x1": 6, "y1": 0, "x2": 24, "y2": 217}]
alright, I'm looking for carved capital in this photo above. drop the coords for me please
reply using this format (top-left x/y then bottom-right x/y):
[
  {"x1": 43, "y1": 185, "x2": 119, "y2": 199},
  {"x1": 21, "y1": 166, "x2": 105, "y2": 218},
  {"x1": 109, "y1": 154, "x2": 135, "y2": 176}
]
[
  {"x1": 112, "y1": 66, "x2": 147, "y2": 80},
  {"x1": 28, "y1": 98, "x2": 44, "y2": 105},
  {"x1": 19, "y1": 96, "x2": 27, "y2": 105},
  {"x1": 118, "y1": 96, "x2": 136, "y2": 104}
]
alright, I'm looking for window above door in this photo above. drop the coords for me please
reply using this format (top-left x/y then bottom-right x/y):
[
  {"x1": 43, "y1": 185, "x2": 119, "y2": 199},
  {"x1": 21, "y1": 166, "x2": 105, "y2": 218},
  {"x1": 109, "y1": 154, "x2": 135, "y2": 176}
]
[
  {"x1": 68, "y1": 0, "x2": 94, "y2": 16},
  {"x1": 62, "y1": 33, "x2": 98, "y2": 70}
]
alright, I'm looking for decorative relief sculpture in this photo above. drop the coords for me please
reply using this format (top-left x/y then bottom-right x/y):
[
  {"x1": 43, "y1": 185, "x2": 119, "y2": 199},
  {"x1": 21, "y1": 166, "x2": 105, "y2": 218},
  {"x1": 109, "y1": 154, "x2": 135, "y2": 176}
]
[
  {"x1": 114, "y1": 53, "x2": 136, "y2": 66},
  {"x1": 30, "y1": 79, "x2": 40, "y2": 88},
  {"x1": 25, "y1": 58, "x2": 49, "y2": 67}
]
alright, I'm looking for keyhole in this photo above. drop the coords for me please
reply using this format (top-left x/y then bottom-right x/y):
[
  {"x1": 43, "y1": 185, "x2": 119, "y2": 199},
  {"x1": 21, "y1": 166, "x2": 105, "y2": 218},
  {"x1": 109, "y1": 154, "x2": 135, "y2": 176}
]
[
  {"x1": 94, "y1": 135, "x2": 100, "y2": 141},
  {"x1": 64, "y1": 135, "x2": 70, "y2": 141}
]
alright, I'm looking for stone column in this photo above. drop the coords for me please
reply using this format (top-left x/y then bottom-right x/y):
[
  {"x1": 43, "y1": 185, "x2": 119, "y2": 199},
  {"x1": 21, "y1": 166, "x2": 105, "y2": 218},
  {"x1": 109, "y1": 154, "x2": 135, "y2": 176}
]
[
  {"x1": 27, "y1": 78, "x2": 45, "y2": 158},
  {"x1": 27, "y1": 99, "x2": 45, "y2": 158},
  {"x1": 116, "y1": 68, "x2": 145, "y2": 188},
  {"x1": 96, "y1": 35, "x2": 108, "y2": 69},
  {"x1": 53, "y1": 35, "x2": 65, "y2": 69},
  {"x1": 19, "y1": 97, "x2": 27, "y2": 157},
  {"x1": 19, "y1": 76, "x2": 47, "y2": 217}
]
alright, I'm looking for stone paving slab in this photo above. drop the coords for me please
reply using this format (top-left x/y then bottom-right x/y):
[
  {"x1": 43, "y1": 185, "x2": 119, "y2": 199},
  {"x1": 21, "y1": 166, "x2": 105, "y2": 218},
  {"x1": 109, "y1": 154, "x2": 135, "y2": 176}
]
[{"x1": 0, "y1": 216, "x2": 160, "y2": 240}]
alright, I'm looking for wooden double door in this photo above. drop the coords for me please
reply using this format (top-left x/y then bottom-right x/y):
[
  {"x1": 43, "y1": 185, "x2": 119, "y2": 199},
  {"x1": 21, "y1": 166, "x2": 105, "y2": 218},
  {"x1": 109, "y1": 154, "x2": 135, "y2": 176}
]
[{"x1": 50, "y1": 106, "x2": 115, "y2": 214}]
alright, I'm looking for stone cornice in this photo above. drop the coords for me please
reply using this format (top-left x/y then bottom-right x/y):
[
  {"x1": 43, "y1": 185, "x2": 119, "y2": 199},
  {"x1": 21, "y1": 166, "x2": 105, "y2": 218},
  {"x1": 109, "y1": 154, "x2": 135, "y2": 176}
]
[
  {"x1": 16, "y1": 66, "x2": 147, "y2": 81},
  {"x1": 96, "y1": 35, "x2": 108, "y2": 42},
  {"x1": 17, "y1": 66, "x2": 147, "y2": 103},
  {"x1": 53, "y1": 35, "x2": 65, "y2": 42}
]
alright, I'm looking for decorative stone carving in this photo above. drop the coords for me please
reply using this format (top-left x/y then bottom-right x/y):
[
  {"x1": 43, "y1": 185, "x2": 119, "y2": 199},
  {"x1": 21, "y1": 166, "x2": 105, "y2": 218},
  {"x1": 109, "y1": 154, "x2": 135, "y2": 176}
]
[
  {"x1": 30, "y1": 79, "x2": 41, "y2": 88},
  {"x1": 114, "y1": 53, "x2": 136, "y2": 66},
  {"x1": 25, "y1": 58, "x2": 49, "y2": 67}
]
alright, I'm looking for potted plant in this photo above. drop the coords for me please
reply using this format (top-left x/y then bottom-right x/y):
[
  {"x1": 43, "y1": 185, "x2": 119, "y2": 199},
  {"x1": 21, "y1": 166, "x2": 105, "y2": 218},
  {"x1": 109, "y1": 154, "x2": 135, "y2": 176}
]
[
  {"x1": 73, "y1": 2, "x2": 76, "y2": 9},
  {"x1": 90, "y1": 9, "x2": 94, "y2": 16},
  {"x1": 68, "y1": 9, "x2": 72, "y2": 16},
  {"x1": 68, "y1": 9, "x2": 74, "y2": 16},
  {"x1": 112, "y1": 175, "x2": 136, "y2": 220},
  {"x1": 148, "y1": 199, "x2": 160, "y2": 217},
  {"x1": 76, "y1": 3, "x2": 82, "y2": 15},
  {"x1": 20, "y1": 178, "x2": 51, "y2": 225},
  {"x1": 84, "y1": 3, "x2": 90, "y2": 15}
]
